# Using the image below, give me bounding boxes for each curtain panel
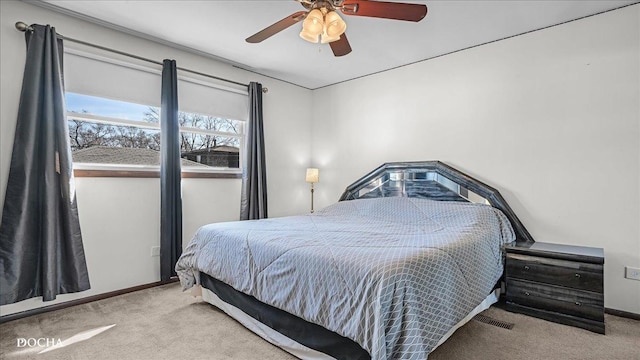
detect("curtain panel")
[160,59,182,281]
[0,24,90,305]
[240,82,268,220]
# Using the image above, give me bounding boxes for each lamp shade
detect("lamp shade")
[305,168,319,183]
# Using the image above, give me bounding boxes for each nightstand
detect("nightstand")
[503,241,605,334]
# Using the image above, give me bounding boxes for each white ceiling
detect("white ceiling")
[38,0,637,89]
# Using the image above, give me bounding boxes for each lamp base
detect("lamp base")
[310,185,315,213]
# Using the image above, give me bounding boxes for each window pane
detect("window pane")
[67,92,159,123]
[178,111,241,135]
[180,133,240,169]
[66,92,243,172]
[70,120,161,166]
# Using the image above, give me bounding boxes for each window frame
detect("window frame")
[63,47,247,179]
[67,98,245,178]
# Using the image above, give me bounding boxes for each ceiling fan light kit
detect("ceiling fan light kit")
[300,9,346,44]
[247,0,428,57]
[301,8,343,43]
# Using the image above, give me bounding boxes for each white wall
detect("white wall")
[311,5,640,313]
[1,0,637,317]
[0,0,312,316]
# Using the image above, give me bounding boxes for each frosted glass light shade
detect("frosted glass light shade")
[300,29,319,43]
[303,9,324,35]
[306,168,319,183]
[324,11,346,38]
[300,9,346,44]
[300,9,324,43]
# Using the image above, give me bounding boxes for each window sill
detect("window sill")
[73,169,242,179]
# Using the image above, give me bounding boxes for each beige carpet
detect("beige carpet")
[0,283,638,360]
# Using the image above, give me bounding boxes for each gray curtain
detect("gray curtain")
[240,82,268,220]
[160,59,182,281]
[0,24,90,305]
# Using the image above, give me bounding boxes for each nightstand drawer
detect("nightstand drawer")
[506,278,604,322]
[506,253,603,293]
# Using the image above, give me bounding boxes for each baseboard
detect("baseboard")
[0,278,179,324]
[3,282,635,324]
[605,308,640,321]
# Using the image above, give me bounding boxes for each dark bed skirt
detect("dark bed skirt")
[199,272,371,360]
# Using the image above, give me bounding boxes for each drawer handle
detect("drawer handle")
[575,273,581,278]
[523,265,530,271]
[524,291,530,296]
[575,301,582,306]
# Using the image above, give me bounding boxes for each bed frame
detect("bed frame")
[339,161,534,244]
[198,161,534,360]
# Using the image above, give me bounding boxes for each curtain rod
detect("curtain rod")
[14,21,268,93]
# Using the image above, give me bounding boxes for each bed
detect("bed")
[176,161,534,360]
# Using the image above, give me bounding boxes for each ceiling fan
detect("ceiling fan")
[246,0,428,57]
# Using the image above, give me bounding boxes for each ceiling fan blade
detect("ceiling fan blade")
[329,34,352,57]
[246,11,307,43]
[341,0,427,22]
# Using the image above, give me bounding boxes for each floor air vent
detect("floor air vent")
[473,314,514,330]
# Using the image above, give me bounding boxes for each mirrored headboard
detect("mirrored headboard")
[339,161,534,243]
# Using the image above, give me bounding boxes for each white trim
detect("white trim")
[179,125,243,138]
[68,113,160,130]
[71,163,241,174]
[72,163,159,171]
[181,167,242,175]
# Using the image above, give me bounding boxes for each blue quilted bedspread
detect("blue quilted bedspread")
[176,197,515,359]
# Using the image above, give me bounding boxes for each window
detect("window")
[63,47,248,177]
[67,93,243,173]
